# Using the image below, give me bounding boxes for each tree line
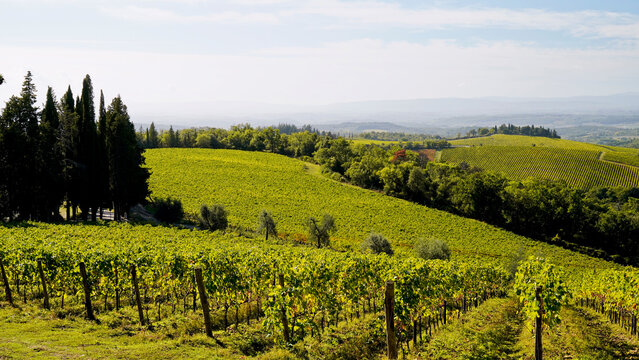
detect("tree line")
[0,72,149,222]
[463,123,560,138]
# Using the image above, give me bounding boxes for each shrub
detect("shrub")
[199,204,228,231]
[150,197,184,223]
[362,232,393,256]
[415,238,451,260]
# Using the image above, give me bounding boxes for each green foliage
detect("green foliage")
[145,148,620,274]
[199,204,228,231]
[513,256,571,330]
[415,238,451,261]
[257,209,277,241]
[307,214,336,248]
[362,232,393,255]
[105,95,150,220]
[151,196,184,223]
[0,222,510,347]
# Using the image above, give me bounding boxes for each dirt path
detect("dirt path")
[598,151,639,170]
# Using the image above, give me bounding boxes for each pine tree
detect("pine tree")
[105,96,150,220]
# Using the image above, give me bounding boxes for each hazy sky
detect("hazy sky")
[1,0,639,116]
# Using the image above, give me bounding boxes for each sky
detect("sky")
[1,0,639,118]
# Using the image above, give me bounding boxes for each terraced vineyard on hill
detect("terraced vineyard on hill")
[442,135,639,188]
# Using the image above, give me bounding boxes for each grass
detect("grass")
[0,302,240,359]
[420,297,524,360]
[517,306,639,360]
[145,148,618,276]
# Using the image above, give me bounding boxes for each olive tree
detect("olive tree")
[307,214,336,248]
[199,204,228,231]
[362,232,394,255]
[415,238,450,260]
[257,210,277,241]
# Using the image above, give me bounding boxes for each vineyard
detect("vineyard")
[1,147,637,358]
[0,222,509,358]
[440,145,639,188]
[145,148,616,273]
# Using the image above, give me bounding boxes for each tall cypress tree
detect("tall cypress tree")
[95,90,109,219]
[77,75,99,220]
[148,122,159,148]
[105,96,150,220]
[39,87,64,219]
[59,86,79,220]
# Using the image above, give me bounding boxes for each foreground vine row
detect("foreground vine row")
[0,222,509,345]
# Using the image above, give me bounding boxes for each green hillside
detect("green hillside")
[145,148,614,274]
[442,135,639,188]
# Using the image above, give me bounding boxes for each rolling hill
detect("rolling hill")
[145,148,615,275]
[441,134,639,188]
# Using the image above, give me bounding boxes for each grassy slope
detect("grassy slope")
[145,148,615,275]
[0,302,296,360]
[443,135,639,188]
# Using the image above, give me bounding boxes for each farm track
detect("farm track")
[600,152,639,170]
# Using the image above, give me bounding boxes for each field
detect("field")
[144,148,614,275]
[0,147,635,359]
[443,134,639,188]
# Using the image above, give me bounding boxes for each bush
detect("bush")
[415,238,451,260]
[362,232,393,256]
[150,197,184,223]
[199,204,228,231]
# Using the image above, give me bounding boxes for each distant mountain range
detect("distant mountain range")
[134,93,639,134]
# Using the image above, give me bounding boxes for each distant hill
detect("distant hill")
[442,134,639,188]
[134,94,639,131]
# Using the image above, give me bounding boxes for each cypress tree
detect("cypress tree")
[148,122,159,148]
[0,72,40,220]
[59,86,79,220]
[77,75,100,220]
[39,87,64,220]
[95,90,110,219]
[105,96,150,220]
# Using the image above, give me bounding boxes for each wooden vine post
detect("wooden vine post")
[278,274,290,343]
[443,300,447,325]
[36,260,50,310]
[384,280,398,360]
[78,262,95,321]
[0,258,12,306]
[535,286,543,360]
[131,265,145,325]
[194,266,213,337]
